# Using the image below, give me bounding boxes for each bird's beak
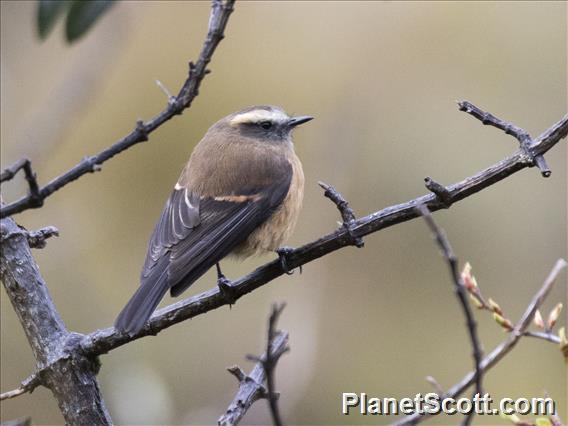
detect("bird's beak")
[288,115,314,128]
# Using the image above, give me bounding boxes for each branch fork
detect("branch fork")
[458,100,552,177]
[218,305,289,426]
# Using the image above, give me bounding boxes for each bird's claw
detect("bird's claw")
[276,246,302,275]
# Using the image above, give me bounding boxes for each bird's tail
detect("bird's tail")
[114,271,170,336]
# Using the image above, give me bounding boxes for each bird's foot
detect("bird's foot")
[217,274,238,305]
[276,246,302,275]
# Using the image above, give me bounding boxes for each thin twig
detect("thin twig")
[425,376,444,396]
[458,100,558,177]
[25,226,59,249]
[0,373,41,401]
[417,204,483,426]
[0,0,235,219]
[0,417,32,426]
[1,225,59,249]
[218,307,289,426]
[0,1,237,424]
[318,181,364,247]
[260,303,288,426]
[523,330,561,344]
[458,100,532,145]
[80,104,567,356]
[0,158,42,207]
[393,258,567,425]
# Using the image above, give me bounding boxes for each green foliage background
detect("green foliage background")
[1,1,566,425]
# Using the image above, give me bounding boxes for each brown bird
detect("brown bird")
[115,106,312,335]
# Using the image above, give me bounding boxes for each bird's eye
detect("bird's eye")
[259,121,272,130]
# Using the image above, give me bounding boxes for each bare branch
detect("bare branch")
[417,204,483,426]
[0,158,42,208]
[523,330,561,344]
[0,0,235,219]
[261,303,288,426]
[393,258,567,425]
[318,181,364,247]
[0,1,237,423]
[218,309,289,426]
[25,226,59,249]
[458,100,532,145]
[0,373,41,401]
[425,376,444,395]
[80,103,567,356]
[1,217,113,424]
[1,224,59,249]
[0,417,32,426]
[457,100,564,177]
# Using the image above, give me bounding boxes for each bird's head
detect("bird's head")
[214,105,313,143]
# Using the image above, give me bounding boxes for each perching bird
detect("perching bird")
[115,105,312,335]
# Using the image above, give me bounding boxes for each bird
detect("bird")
[115,105,312,335]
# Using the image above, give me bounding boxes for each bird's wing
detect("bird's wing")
[142,185,201,277]
[115,162,292,335]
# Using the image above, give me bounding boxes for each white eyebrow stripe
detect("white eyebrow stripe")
[230,109,288,125]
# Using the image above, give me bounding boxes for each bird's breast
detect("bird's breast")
[233,152,304,258]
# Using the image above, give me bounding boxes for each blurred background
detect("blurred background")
[1,1,566,425]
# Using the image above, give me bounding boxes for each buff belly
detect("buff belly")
[232,154,304,258]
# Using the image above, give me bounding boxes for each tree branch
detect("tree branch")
[1,224,59,249]
[80,103,567,356]
[0,2,236,424]
[218,306,289,426]
[458,100,564,177]
[417,205,483,426]
[524,330,561,344]
[0,217,113,424]
[0,373,41,401]
[318,181,364,248]
[250,303,289,426]
[0,0,235,219]
[24,226,59,249]
[0,159,41,208]
[393,258,567,426]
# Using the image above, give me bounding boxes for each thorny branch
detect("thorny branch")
[0,0,235,219]
[417,205,483,426]
[393,258,567,426]
[219,305,289,426]
[79,103,567,356]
